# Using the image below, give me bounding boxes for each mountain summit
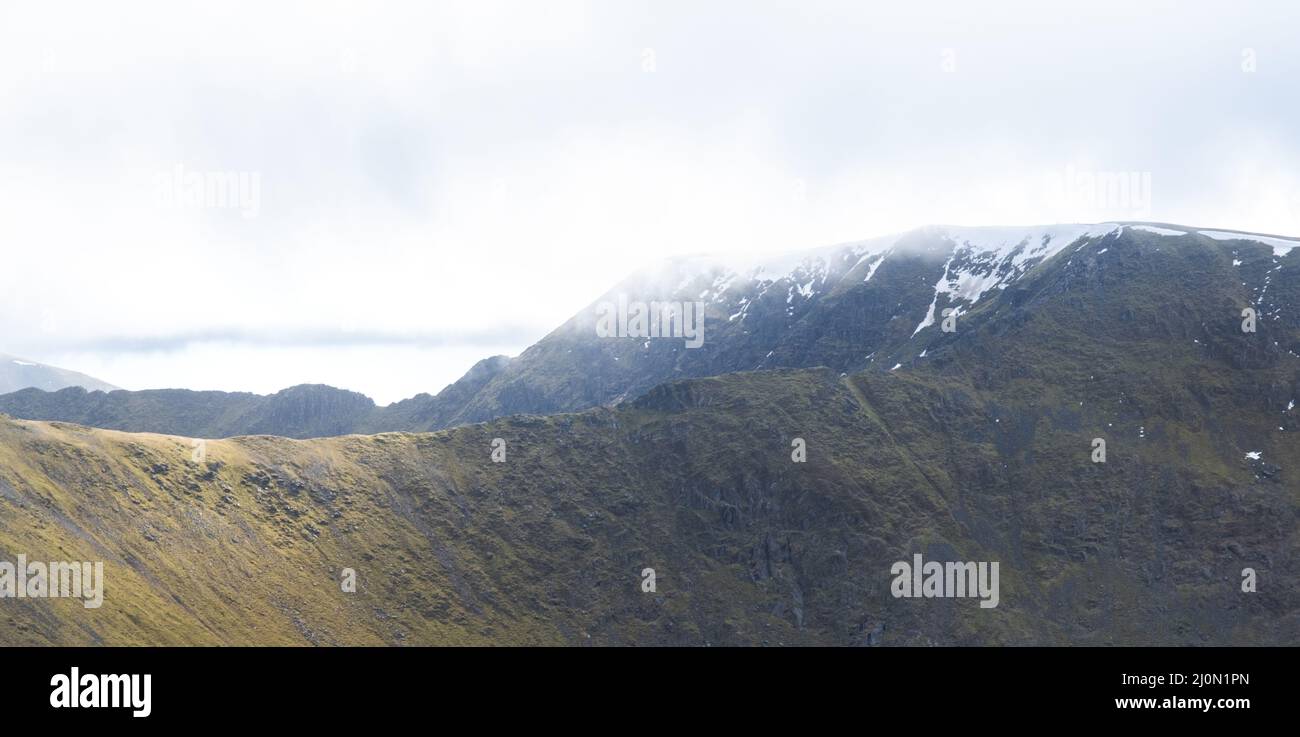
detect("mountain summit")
[412,222,1300,425]
[0,353,119,395]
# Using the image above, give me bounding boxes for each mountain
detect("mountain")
[0,221,1297,645]
[0,353,118,395]
[0,359,512,440]
[436,222,1300,423]
[0,384,376,440]
[7,223,1296,440]
[368,355,512,432]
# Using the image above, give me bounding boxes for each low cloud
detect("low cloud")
[34,326,544,355]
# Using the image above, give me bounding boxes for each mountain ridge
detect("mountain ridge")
[2,222,1297,438]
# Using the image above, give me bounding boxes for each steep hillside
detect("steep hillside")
[1,352,1295,645]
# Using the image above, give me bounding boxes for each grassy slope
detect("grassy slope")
[1,363,1294,645]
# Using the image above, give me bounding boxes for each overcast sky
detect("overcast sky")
[2,0,1298,403]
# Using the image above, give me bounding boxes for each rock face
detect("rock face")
[250,385,378,438]
[0,222,1297,645]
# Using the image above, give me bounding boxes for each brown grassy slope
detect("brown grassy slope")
[0,365,1295,645]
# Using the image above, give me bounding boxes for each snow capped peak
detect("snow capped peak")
[643,232,900,305]
[931,223,1121,264]
[659,223,1123,301]
[1197,229,1298,257]
[632,222,1294,335]
[0,353,120,394]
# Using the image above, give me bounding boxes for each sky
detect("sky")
[1,0,1299,404]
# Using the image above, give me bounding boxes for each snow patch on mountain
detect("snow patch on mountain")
[942,223,1121,268]
[1131,225,1187,236]
[910,223,1121,336]
[1199,230,1299,257]
[660,233,901,307]
[735,234,898,284]
[861,251,889,282]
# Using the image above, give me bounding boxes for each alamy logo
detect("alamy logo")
[0,555,103,609]
[1043,165,1152,219]
[595,295,705,348]
[153,164,261,218]
[890,554,999,609]
[50,667,151,718]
